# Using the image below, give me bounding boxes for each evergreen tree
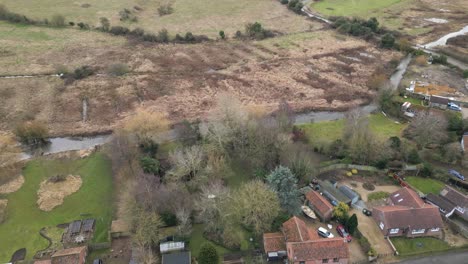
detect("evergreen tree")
[266,166,301,215]
[198,243,219,264]
[346,213,358,234]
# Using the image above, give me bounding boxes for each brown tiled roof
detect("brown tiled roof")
[263,232,286,252]
[305,190,333,216]
[51,246,86,264]
[34,260,52,264]
[374,205,443,229]
[463,134,468,151]
[440,186,468,207]
[426,193,456,213]
[288,238,349,261]
[430,96,449,104]
[388,187,425,208]
[282,216,318,242]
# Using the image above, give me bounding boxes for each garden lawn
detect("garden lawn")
[189,224,232,261]
[300,113,406,147]
[405,176,445,194]
[0,153,113,261]
[392,237,451,256]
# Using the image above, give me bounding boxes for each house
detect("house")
[439,186,468,220]
[318,180,351,206]
[50,246,87,264]
[461,133,468,153]
[305,190,334,221]
[429,95,449,109]
[338,185,359,205]
[426,193,456,215]
[162,251,191,264]
[372,187,443,238]
[263,216,349,263]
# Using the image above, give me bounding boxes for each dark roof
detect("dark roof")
[263,232,286,253]
[162,252,191,264]
[287,239,349,261]
[51,246,87,264]
[440,186,468,207]
[426,193,456,213]
[430,96,449,104]
[69,220,82,234]
[388,187,425,208]
[373,205,443,229]
[282,216,318,242]
[338,185,359,200]
[82,219,95,232]
[318,180,351,204]
[305,190,333,216]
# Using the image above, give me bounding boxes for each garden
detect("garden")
[0,153,113,261]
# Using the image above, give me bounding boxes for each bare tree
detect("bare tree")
[195,181,230,231]
[275,99,295,131]
[168,145,207,183]
[176,207,192,237]
[405,111,448,148]
[121,108,170,142]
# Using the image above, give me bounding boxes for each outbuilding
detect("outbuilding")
[338,185,360,205]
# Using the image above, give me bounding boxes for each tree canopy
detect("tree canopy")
[266,166,301,215]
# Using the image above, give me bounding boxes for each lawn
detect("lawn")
[392,237,451,256]
[405,176,445,194]
[300,113,406,147]
[189,224,232,261]
[2,0,311,37]
[0,153,113,261]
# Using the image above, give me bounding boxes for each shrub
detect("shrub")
[130,27,145,37]
[140,156,160,175]
[463,70,468,79]
[280,0,289,4]
[288,0,303,14]
[72,65,94,79]
[160,212,178,226]
[219,30,225,39]
[198,243,219,264]
[245,22,273,40]
[14,121,49,145]
[69,22,75,26]
[381,33,395,49]
[234,30,243,39]
[158,4,174,16]
[107,63,129,76]
[158,29,170,43]
[420,162,433,177]
[362,182,375,191]
[119,8,137,22]
[368,191,390,201]
[408,149,421,164]
[143,33,158,42]
[185,32,195,42]
[415,55,427,66]
[77,22,90,30]
[50,14,66,27]
[139,139,159,156]
[48,174,66,183]
[99,17,110,31]
[432,55,447,65]
[109,26,130,35]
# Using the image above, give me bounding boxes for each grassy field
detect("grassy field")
[2,0,312,37]
[300,113,406,147]
[392,237,451,256]
[311,0,406,17]
[0,153,113,261]
[405,176,445,194]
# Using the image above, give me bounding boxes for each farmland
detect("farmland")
[0,154,113,261]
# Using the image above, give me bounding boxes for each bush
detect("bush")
[140,156,160,175]
[288,0,303,14]
[420,162,433,177]
[139,139,159,156]
[77,22,90,30]
[109,26,130,35]
[234,30,243,39]
[362,182,375,191]
[368,191,390,201]
[381,33,395,49]
[185,32,195,42]
[160,212,178,226]
[463,70,468,79]
[198,243,219,264]
[280,0,289,4]
[72,65,94,79]
[432,55,447,65]
[99,17,110,31]
[158,4,174,16]
[119,8,138,22]
[15,121,49,145]
[158,29,170,43]
[50,14,66,27]
[48,174,66,183]
[107,63,129,76]
[408,149,421,164]
[219,30,225,39]
[245,22,273,40]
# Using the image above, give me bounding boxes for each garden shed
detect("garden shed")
[318,180,351,205]
[338,185,360,204]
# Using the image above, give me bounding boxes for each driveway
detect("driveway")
[342,181,400,202]
[396,251,468,264]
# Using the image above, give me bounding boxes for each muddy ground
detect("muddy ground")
[0,30,398,136]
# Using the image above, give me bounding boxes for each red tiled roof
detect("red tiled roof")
[374,205,443,230]
[263,232,286,252]
[34,260,52,264]
[51,246,86,264]
[282,216,318,242]
[388,187,425,208]
[305,190,333,216]
[287,238,349,261]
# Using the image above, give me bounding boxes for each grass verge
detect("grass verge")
[405,176,445,194]
[0,153,113,261]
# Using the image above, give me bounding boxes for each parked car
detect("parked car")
[362,208,372,216]
[448,169,465,181]
[317,227,334,238]
[336,225,352,242]
[93,260,103,264]
[447,102,461,111]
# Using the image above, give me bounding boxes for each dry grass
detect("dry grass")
[2,0,314,37]
[36,174,82,211]
[0,199,7,223]
[0,175,24,194]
